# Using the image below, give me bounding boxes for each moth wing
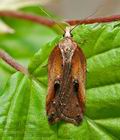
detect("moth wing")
[46,46,63,112]
[71,46,86,112]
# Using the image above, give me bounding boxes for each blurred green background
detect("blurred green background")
[0,1,59,92]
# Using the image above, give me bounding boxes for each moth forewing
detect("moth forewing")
[71,46,86,113]
[46,28,86,125]
[46,46,63,123]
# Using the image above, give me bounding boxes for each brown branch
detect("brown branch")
[66,15,120,25]
[0,50,28,75]
[1,11,120,28]
[0,10,55,27]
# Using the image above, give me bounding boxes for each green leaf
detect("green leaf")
[27,21,120,139]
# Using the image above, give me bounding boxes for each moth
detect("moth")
[46,27,86,125]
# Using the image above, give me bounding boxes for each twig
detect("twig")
[66,15,120,25]
[0,10,55,27]
[0,50,28,75]
[1,11,120,28]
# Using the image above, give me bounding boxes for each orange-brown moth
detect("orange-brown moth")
[46,27,86,125]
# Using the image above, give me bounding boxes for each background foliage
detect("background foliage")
[0,2,120,140]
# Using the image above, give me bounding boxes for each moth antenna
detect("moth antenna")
[40,7,65,33]
[70,24,79,33]
[70,3,104,33]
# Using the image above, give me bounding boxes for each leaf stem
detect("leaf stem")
[66,15,120,25]
[0,50,28,75]
[0,10,55,27]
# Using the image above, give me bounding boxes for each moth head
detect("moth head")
[63,26,73,38]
